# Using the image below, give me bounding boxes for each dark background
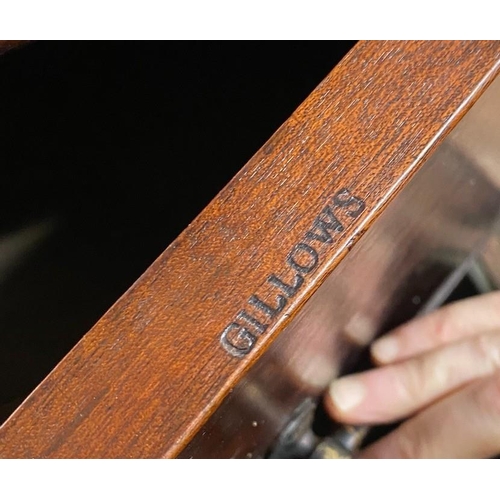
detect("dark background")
[0,41,355,420]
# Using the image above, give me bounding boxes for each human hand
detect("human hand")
[324,291,500,458]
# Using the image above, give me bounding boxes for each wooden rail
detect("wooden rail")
[1,41,500,458]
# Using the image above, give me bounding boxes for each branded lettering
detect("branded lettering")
[220,188,366,357]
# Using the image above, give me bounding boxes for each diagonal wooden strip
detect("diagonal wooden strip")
[0,41,30,56]
[1,41,499,458]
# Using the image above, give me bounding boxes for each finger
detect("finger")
[358,371,500,458]
[371,291,500,365]
[325,331,500,425]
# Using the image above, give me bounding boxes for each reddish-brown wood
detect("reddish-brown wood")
[1,41,500,458]
[0,40,29,55]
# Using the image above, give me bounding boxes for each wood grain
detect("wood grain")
[1,41,499,458]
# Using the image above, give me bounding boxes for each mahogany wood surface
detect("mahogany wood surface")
[1,41,500,458]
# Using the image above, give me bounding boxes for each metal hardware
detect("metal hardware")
[267,251,498,458]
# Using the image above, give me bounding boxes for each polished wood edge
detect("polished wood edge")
[0,41,30,56]
[1,41,499,458]
[170,41,500,458]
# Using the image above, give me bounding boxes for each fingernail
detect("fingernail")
[329,377,366,413]
[371,336,399,363]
